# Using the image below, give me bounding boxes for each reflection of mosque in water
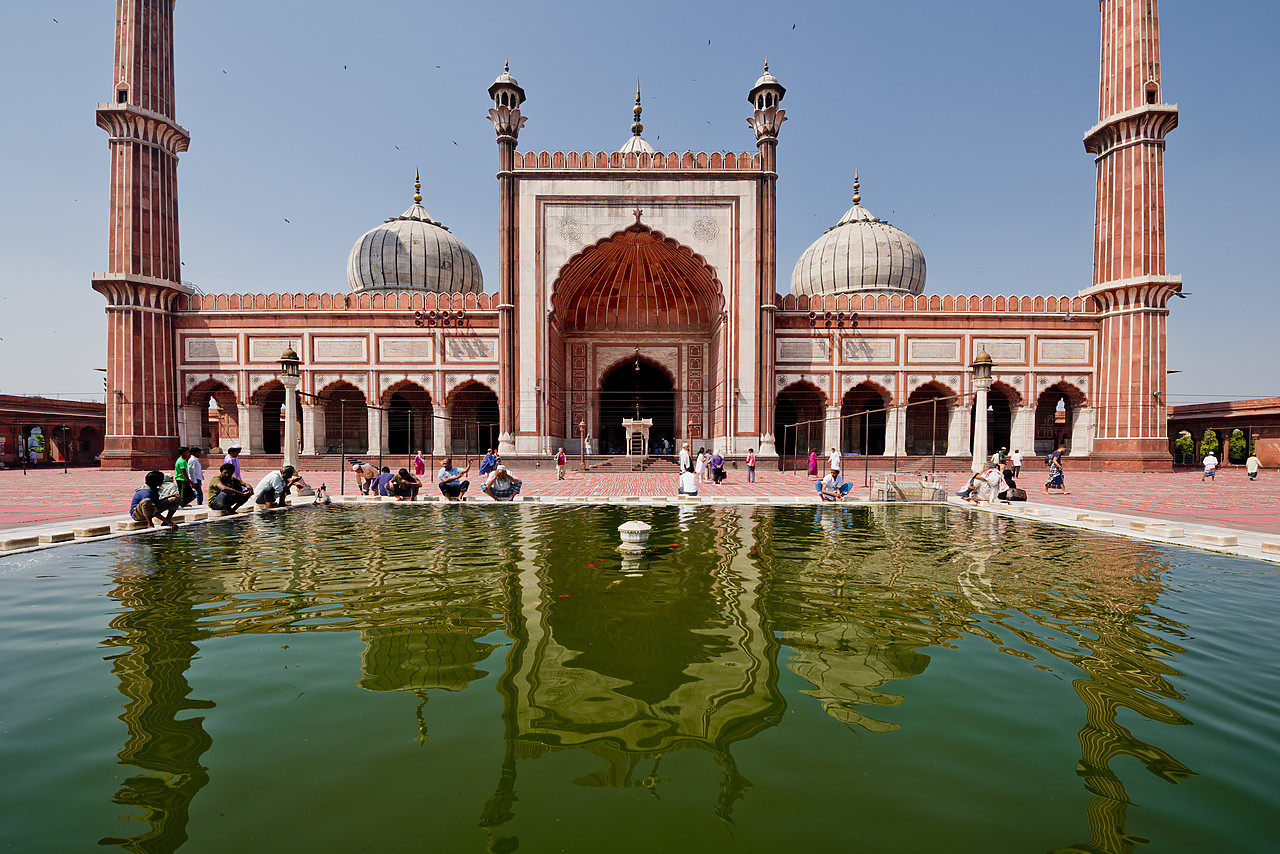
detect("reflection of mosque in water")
[101,505,1194,852]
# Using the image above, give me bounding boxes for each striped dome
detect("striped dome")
[346,196,483,294]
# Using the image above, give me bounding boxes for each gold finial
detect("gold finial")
[413,168,422,204]
[851,170,861,205]
[631,80,644,136]
[504,59,510,73]
[763,59,769,72]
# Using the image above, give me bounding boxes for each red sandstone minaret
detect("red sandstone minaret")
[488,63,526,457]
[747,63,786,457]
[1084,0,1181,469]
[92,0,190,469]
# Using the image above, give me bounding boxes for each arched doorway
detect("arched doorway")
[187,380,238,451]
[775,382,825,457]
[550,222,724,449]
[322,381,368,454]
[383,382,433,455]
[841,383,888,456]
[450,381,499,454]
[1035,383,1083,454]
[905,383,952,455]
[255,381,302,456]
[598,358,675,455]
[970,383,1015,457]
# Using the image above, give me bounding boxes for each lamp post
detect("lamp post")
[279,346,301,471]
[579,417,587,472]
[971,348,994,473]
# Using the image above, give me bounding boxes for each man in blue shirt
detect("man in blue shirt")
[129,470,179,528]
[372,466,395,496]
[438,457,471,501]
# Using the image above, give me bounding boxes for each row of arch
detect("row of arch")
[775,379,1087,457]
[184,378,499,456]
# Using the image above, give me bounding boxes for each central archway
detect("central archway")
[598,359,675,455]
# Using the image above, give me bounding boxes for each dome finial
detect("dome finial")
[763,59,769,72]
[851,170,861,205]
[413,168,422,204]
[630,79,644,136]
[504,58,509,73]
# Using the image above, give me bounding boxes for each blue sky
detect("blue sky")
[1,0,1275,404]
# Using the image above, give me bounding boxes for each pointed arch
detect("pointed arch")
[774,380,827,457]
[841,381,890,456]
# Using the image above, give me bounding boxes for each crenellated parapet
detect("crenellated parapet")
[515,150,760,171]
[175,291,498,313]
[775,292,1097,316]
[95,103,190,156]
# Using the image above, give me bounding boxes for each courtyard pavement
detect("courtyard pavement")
[1,461,1277,537]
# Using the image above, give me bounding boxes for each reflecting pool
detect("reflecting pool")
[2,504,1279,853]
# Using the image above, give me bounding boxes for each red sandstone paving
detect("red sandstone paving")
[1,463,1278,537]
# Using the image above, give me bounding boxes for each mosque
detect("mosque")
[93,0,1181,471]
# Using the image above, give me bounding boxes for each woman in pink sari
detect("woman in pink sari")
[807,449,819,477]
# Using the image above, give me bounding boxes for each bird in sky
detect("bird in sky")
[52,17,58,23]
[284,219,291,223]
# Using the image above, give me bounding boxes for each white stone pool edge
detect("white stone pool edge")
[1,493,1277,566]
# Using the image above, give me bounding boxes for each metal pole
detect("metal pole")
[340,399,346,495]
[931,398,937,474]
[580,418,586,472]
[864,410,870,489]
[62,426,69,474]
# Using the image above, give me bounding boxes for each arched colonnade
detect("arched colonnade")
[774,379,1091,459]
[179,378,500,456]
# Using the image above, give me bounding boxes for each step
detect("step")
[74,525,113,538]
[38,531,75,545]
[1,535,39,551]
[1193,532,1238,547]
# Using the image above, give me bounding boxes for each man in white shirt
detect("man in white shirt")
[253,465,300,508]
[1202,453,1219,482]
[677,468,699,496]
[188,448,205,504]
[223,444,242,479]
[819,468,852,501]
[679,441,692,474]
[828,448,842,473]
[1009,449,1023,476]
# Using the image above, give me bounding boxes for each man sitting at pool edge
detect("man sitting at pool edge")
[129,470,179,528]
[482,465,522,501]
[438,457,470,501]
[207,462,253,515]
[817,467,853,502]
[253,465,302,509]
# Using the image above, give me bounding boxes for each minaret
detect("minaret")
[747,63,786,457]
[487,63,526,457]
[92,0,191,469]
[1083,0,1180,469]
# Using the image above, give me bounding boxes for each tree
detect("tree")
[1174,432,1195,463]
[1228,429,1247,464]
[1199,429,1219,458]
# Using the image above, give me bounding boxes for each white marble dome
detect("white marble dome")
[790,189,926,297]
[347,186,483,294]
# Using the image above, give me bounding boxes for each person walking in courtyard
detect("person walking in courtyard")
[351,460,378,495]
[174,447,195,507]
[412,450,427,477]
[482,465,522,501]
[828,447,842,474]
[252,465,301,508]
[223,444,242,479]
[390,467,422,501]
[188,448,205,504]
[991,447,1008,471]
[556,447,567,480]
[695,448,709,483]
[1009,448,1023,477]
[1202,451,1219,482]
[129,470,179,528]
[438,456,470,501]
[1247,452,1261,481]
[710,450,725,484]
[1044,445,1068,494]
[679,441,692,473]
[207,462,252,515]
[746,447,757,483]
[807,449,819,478]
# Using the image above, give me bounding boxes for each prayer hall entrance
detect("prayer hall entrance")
[550,221,725,453]
[597,358,676,455]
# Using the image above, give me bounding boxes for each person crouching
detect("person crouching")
[438,457,470,501]
[390,468,421,501]
[253,465,301,509]
[207,462,253,515]
[482,465,522,501]
[129,470,179,528]
[677,466,699,497]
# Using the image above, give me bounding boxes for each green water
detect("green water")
[2,504,1278,853]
